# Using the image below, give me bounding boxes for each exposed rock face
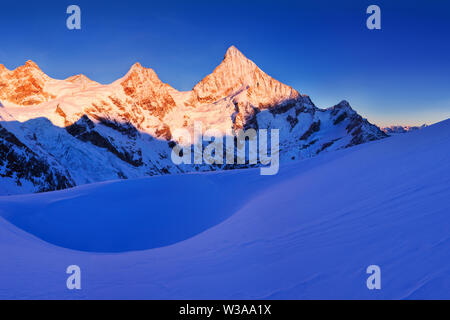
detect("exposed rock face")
[66,116,143,167]
[330,100,388,147]
[0,124,74,193]
[190,46,301,130]
[120,63,176,119]
[0,61,54,105]
[0,46,388,195]
[193,46,299,106]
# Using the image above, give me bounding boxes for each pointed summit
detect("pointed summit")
[12,60,49,82]
[117,61,166,92]
[224,45,247,60]
[123,62,160,83]
[24,60,40,69]
[130,62,144,71]
[17,60,47,77]
[119,62,176,118]
[221,45,255,70]
[0,59,54,106]
[192,46,299,106]
[332,100,356,113]
[226,45,239,53]
[336,100,351,108]
[218,45,257,74]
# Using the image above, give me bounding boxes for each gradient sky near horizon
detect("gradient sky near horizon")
[0,0,449,126]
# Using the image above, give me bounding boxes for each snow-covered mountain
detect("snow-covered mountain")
[0,119,448,299]
[381,124,428,134]
[0,46,386,195]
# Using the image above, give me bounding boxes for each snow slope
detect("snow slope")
[0,119,448,299]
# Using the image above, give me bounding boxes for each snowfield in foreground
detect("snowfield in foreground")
[0,119,449,299]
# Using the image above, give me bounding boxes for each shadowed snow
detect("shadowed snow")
[0,119,449,299]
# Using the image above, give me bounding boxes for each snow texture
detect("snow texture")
[0,119,448,299]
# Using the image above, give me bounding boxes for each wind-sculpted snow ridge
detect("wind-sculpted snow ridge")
[0,119,448,299]
[0,46,387,195]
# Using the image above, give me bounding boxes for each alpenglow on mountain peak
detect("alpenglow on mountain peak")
[191,45,300,106]
[0,46,387,194]
[224,45,248,60]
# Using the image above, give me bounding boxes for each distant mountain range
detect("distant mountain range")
[381,124,428,134]
[0,46,387,195]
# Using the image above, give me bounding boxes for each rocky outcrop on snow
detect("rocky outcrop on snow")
[0,46,387,194]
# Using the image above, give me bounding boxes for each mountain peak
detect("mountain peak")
[25,60,40,69]
[0,61,41,74]
[130,62,144,70]
[65,74,98,87]
[330,100,357,115]
[0,60,53,105]
[226,45,239,52]
[116,62,164,89]
[119,62,176,118]
[124,62,159,81]
[224,45,246,60]
[222,45,253,68]
[12,60,49,81]
[337,100,351,108]
[192,46,299,106]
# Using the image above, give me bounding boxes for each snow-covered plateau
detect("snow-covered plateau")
[0,118,448,299]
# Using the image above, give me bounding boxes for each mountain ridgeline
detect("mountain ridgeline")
[0,46,387,195]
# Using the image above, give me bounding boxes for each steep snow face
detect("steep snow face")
[0,46,387,195]
[0,119,448,299]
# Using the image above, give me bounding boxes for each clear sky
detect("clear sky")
[0,0,449,126]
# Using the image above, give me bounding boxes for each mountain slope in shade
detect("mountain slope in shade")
[0,119,448,299]
[0,46,387,195]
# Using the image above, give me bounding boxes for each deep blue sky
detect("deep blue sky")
[0,0,449,126]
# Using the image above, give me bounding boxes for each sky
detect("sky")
[0,0,449,126]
